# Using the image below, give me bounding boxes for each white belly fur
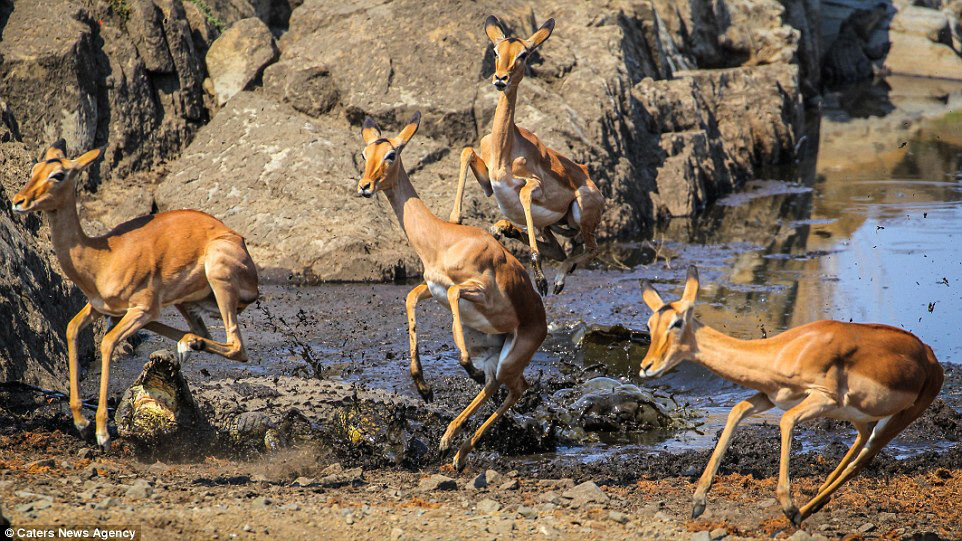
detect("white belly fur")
[427,281,499,334]
[491,179,566,227]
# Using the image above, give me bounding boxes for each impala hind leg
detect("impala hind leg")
[553,185,603,295]
[177,241,258,362]
[490,220,566,261]
[450,146,491,223]
[406,283,434,402]
[799,393,937,521]
[452,328,541,470]
[692,393,774,519]
[66,304,103,434]
[776,393,837,525]
[95,307,155,449]
[176,303,211,339]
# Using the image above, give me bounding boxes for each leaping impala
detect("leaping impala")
[356,113,547,470]
[449,15,605,296]
[11,141,259,449]
[638,267,943,525]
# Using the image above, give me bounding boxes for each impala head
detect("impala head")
[638,266,701,379]
[484,15,554,92]
[356,112,421,197]
[11,140,101,213]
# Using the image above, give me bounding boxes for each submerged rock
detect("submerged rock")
[115,350,207,451]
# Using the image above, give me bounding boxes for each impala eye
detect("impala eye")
[385,151,396,162]
[517,50,528,61]
[670,318,683,330]
[50,172,65,182]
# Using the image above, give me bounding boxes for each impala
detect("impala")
[449,15,605,296]
[357,113,547,470]
[639,267,943,524]
[11,141,259,449]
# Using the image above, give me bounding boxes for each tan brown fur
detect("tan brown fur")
[450,15,605,296]
[638,266,943,524]
[12,141,259,449]
[357,113,547,470]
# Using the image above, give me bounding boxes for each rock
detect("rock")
[318,463,364,487]
[499,479,520,491]
[206,17,279,106]
[477,498,501,513]
[857,523,876,534]
[691,532,711,541]
[885,6,962,80]
[417,474,456,492]
[25,458,56,470]
[878,511,897,521]
[82,463,109,479]
[787,531,814,541]
[93,497,118,510]
[390,527,404,541]
[77,448,94,459]
[608,510,629,524]
[538,491,560,505]
[263,61,339,117]
[538,524,558,538]
[114,350,208,453]
[562,481,609,508]
[251,496,272,508]
[494,519,515,535]
[516,505,538,519]
[291,477,317,487]
[124,479,153,499]
[466,471,487,490]
[484,469,504,486]
[757,497,778,508]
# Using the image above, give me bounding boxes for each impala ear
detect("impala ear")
[394,112,420,147]
[525,18,554,50]
[641,280,664,311]
[361,116,381,145]
[484,15,506,44]
[72,148,102,170]
[681,265,700,305]
[43,139,67,161]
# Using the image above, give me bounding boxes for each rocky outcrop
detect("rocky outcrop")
[0,0,210,184]
[151,0,804,281]
[206,17,279,106]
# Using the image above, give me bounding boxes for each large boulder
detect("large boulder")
[206,17,279,106]
[884,5,962,80]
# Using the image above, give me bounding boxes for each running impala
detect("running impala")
[449,15,605,296]
[11,141,259,449]
[356,113,547,470]
[639,267,943,524]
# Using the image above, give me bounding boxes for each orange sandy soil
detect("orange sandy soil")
[1,430,960,540]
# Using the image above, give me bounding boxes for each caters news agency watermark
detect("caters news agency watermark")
[4,527,139,540]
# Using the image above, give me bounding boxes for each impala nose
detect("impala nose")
[11,195,26,212]
[357,181,373,197]
[493,76,508,90]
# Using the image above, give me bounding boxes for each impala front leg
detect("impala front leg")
[406,283,434,402]
[449,147,491,223]
[95,306,154,449]
[65,304,103,434]
[447,283,487,385]
[518,177,547,296]
[776,393,836,525]
[692,393,774,518]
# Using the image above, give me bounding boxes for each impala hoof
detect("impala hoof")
[783,505,802,527]
[74,416,90,434]
[417,385,434,404]
[552,279,566,295]
[452,451,467,472]
[96,431,111,451]
[439,435,452,453]
[691,501,706,520]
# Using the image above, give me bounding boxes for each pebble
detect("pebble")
[516,505,537,519]
[691,531,711,541]
[857,523,876,534]
[77,448,94,459]
[279,503,300,511]
[485,469,504,485]
[477,498,501,513]
[499,479,520,491]
[344,513,354,525]
[538,524,557,538]
[466,471,487,490]
[252,496,272,508]
[878,511,897,521]
[390,527,404,541]
[654,511,671,521]
[291,476,316,487]
[494,519,515,535]
[787,531,813,541]
[242,524,253,532]
[561,481,609,508]
[26,458,56,469]
[94,497,118,510]
[757,498,778,508]
[709,528,728,539]
[608,510,629,524]
[125,479,153,499]
[538,491,560,505]
[537,503,557,513]
[418,474,457,492]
